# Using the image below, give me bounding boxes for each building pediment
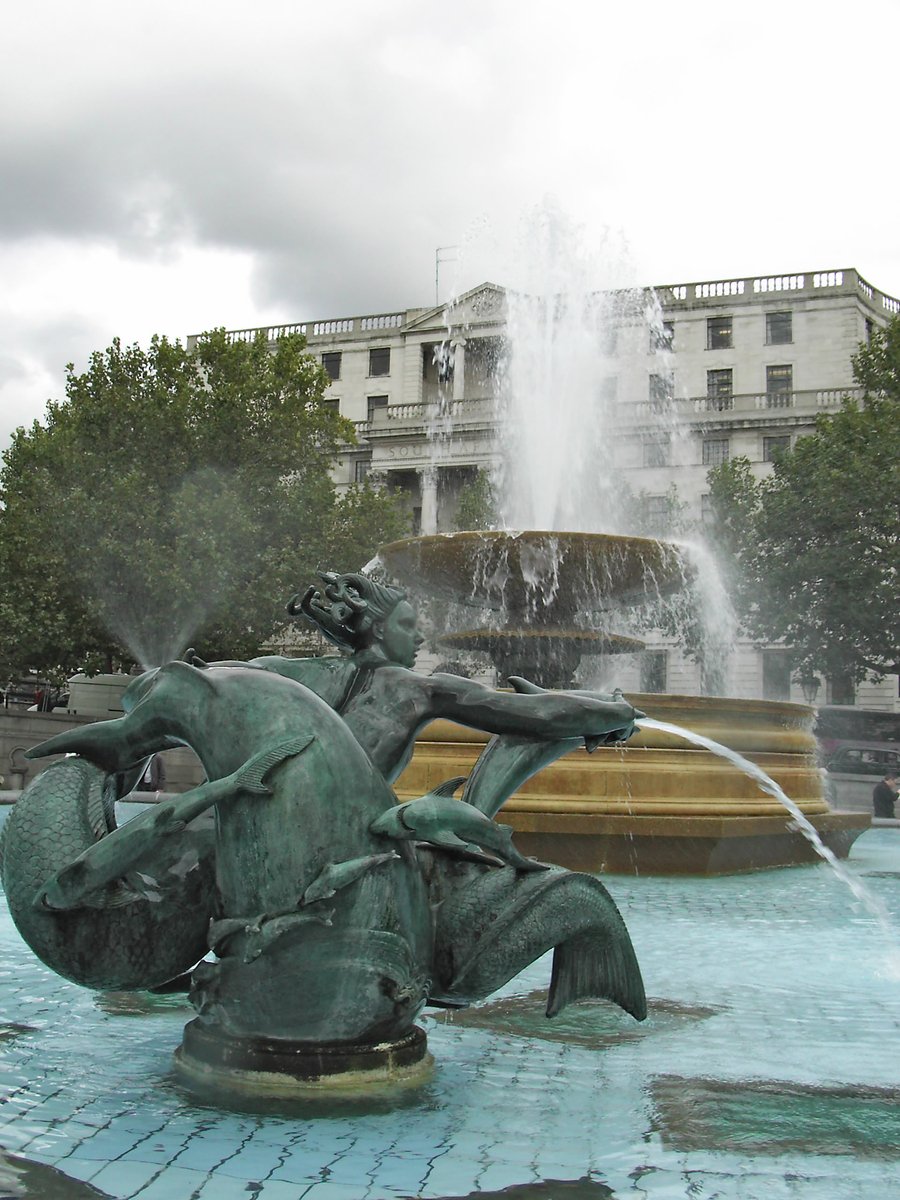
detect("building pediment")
[404,283,507,335]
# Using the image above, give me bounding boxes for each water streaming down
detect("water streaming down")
[638,716,896,932]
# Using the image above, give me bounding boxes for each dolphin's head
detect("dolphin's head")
[369,806,409,839]
[585,698,646,751]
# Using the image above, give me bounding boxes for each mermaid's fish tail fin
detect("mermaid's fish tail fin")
[426,860,646,1022]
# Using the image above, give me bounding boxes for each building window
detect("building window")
[321,351,342,381]
[643,494,670,526]
[354,459,370,484]
[368,347,391,377]
[765,311,792,345]
[465,336,502,392]
[322,398,340,415]
[827,673,856,706]
[763,435,791,462]
[650,321,674,352]
[865,318,874,345]
[702,438,729,467]
[367,395,388,422]
[762,650,792,701]
[766,364,793,407]
[643,435,670,468]
[640,650,667,693]
[700,493,715,524]
[648,372,674,407]
[706,317,733,350]
[706,368,733,410]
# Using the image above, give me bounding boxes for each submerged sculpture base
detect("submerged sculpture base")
[175,1020,433,1098]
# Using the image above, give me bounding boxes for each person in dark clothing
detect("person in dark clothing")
[136,754,166,793]
[872,773,898,818]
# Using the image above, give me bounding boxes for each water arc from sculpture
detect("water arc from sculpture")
[637,717,894,932]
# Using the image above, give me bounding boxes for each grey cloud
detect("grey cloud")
[0,8,520,322]
[0,312,110,446]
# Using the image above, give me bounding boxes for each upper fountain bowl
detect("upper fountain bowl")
[379,530,689,618]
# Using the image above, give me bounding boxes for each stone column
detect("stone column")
[418,467,439,535]
[451,338,466,402]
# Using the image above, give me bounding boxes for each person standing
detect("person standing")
[136,754,166,793]
[872,773,898,819]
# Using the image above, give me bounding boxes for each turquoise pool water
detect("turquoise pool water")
[1,816,898,1199]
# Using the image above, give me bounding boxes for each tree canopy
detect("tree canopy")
[706,318,900,689]
[0,330,406,679]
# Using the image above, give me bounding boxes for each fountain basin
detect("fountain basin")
[380,530,687,614]
[2,811,897,1199]
[394,693,869,875]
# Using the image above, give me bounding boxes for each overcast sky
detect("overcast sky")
[3,0,899,451]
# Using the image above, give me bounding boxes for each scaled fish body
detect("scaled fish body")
[370,780,547,873]
[0,758,214,990]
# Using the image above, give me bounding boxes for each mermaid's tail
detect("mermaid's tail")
[1,758,215,990]
[423,853,646,1021]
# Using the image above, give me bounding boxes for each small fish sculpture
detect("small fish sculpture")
[300,852,400,906]
[370,779,548,873]
[209,908,334,963]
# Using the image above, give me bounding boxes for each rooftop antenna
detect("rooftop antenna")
[435,246,459,307]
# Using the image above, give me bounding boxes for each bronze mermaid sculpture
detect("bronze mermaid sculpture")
[2,570,647,1065]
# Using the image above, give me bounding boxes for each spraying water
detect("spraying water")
[638,716,896,937]
[443,203,739,692]
[491,206,654,534]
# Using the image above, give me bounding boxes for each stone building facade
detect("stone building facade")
[190,267,898,711]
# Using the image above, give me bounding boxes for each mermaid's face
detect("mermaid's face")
[379,601,425,668]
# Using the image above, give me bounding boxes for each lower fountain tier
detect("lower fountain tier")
[439,627,644,688]
[393,693,870,875]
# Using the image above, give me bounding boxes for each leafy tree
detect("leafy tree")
[0,330,406,678]
[706,318,900,688]
[454,468,498,531]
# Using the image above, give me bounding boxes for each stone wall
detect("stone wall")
[0,708,204,793]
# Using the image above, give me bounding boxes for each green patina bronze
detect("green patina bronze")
[2,569,647,1084]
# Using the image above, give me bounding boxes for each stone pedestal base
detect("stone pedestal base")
[502,810,871,875]
[174,1020,433,1097]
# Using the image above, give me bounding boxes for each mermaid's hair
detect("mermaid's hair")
[287,571,407,652]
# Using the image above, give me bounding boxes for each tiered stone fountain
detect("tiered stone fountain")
[380,529,869,875]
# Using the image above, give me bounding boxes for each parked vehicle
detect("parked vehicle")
[816,707,900,814]
[814,706,900,764]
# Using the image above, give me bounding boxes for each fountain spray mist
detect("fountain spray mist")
[491,204,654,534]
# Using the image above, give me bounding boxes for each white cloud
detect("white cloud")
[2,0,900,451]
